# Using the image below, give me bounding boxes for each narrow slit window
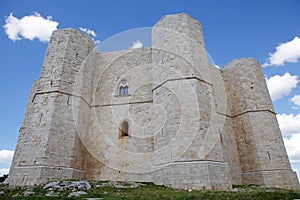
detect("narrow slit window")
[120,121,129,137]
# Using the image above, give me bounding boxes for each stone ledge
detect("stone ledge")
[153,161,232,190]
[242,169,300,190]
[7,166,85,187]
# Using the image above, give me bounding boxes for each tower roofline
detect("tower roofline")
[154,13,201,27]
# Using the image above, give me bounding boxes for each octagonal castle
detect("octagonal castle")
[7,13,299,190]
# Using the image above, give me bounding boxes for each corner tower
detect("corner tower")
[8,29,96,186]
[222,58,299,190]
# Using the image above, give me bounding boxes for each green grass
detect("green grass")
[0,181,299,200]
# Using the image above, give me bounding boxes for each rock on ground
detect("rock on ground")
[43,181,61,190]
[68,191,87,197]
[96,181,143,188]
[45,190,60,196]
[43,180,91,191]
[23,191,35,196]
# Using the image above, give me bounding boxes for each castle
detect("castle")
[7,13,299,190]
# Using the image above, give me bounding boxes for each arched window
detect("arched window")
[120,121,129,137]
[119,85,128,95]
[119,80,128,95]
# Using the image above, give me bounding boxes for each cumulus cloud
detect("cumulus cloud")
[278,113,300,175]
[290,95,300,109]
[263,36,300,67]
[266,73,299,100]
[0,150,14,164]
[79,27,100,45]
[0,168,9,176]
[284,134,300,164]
[93,39,100,45]
[130,40,143,49]
[277,113,300,135]
[293,166,300,181]
[3,12,59,42]
[79,27,96,37]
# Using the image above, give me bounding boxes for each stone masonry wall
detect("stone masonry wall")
[8,29,96,186]
[8,81,38,186]
[152,13,232,190]
[222,58,299,189]
[84,48,154,182]
[209,66,242,185]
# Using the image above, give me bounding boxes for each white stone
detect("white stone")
[24,191,35,196]
[69,181,91,190]
[68,191,87,197]
[43,181,61,189]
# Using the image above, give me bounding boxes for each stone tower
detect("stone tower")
[152,14,231,189]
[8,29,96,186]
[7,13,299,190]
[222,59,299,188]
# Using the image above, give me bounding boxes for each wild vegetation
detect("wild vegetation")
[0,180,299,200]
[0,175,7,183]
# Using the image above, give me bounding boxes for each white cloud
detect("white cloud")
[130,40,143,49]
[79,27,100,45]
[290,94,300,109]
[292,165,300,182]
[263,36,300,67]
[278,113,300,178]
[0,150,14,164]
[0,168,9,176]
[3,12,59,42]
[277,113,300,135]
[279,113,300,176]
[214,64,220,69]
[79,27,97,37]
[284,134,300,164]
[93,39,100,45]
[266,73,299,100]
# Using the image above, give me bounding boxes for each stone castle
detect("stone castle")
[7,13,299,190]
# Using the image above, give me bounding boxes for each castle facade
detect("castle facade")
[7,13,299,190]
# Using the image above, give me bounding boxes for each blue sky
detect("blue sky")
[0,0,300,180]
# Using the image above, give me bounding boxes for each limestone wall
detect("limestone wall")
[8,29,96,186]
[84,48,155,182]
[8,81,37,186]
[152,13,231,190]
[152,13,211,84]
[209,66,242,185]
[222,58,299,189]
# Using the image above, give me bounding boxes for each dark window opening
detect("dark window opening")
[119,85,128,95]
[120,121,129,137]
